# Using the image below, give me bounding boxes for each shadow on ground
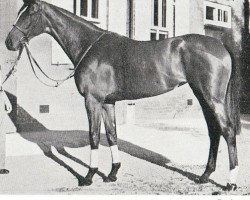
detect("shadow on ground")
[17,104,225,189]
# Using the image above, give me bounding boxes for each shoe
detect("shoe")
[0,169,9,174]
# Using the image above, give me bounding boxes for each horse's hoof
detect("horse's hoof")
[78,178,93,187]
[224,183,237,191]
[195,175,209,184]
[0,169,9,174]
[104,175,117,183]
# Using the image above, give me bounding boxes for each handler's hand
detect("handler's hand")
[5,102,12,113]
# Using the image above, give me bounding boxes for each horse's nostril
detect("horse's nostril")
[5,38,10,46]
[5,38,13,49]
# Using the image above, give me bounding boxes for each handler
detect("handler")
[0,65,12,174]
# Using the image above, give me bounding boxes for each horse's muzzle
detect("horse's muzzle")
[5,37,22,51]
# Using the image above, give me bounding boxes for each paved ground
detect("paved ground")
[0,116,250,195]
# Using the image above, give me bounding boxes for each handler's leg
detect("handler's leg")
[0,115,9,174]
[102,104,121,182]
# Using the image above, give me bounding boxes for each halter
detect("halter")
[13,4,44,45]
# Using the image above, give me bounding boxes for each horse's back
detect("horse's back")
[181,34,231,62]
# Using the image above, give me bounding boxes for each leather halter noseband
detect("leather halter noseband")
[13,5,44,44]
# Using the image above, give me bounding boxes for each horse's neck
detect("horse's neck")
[43,3,103,66]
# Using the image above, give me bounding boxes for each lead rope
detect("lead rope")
[2,47,23,84]
[24,32,106,87]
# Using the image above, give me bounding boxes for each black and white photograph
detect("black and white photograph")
[0,0,250,197]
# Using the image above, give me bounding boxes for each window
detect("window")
[204,1,231,28]
[151,0,168,40]
[153,0,159,26]
[162,0,166,28]
[217,9,228,22]
[151,32,157,41]
[91,0,99,18]
[206,6,215,20]
[150,30,168,41]
[80,0,88,16]
[78,0,100,23]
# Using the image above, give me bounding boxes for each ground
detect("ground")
[0,116,250,195]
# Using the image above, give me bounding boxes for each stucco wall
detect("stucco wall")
[175,0,190,36]
[5,0,246,131]
[15,0,128,131]
[133,0,151,40]
[108,0,128,36]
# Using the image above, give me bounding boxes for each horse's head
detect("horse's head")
[5,0,44,51]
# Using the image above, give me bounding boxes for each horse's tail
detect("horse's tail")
[226,52,241,135]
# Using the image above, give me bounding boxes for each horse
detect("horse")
[5,0,241,191]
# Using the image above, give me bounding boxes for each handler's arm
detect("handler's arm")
[2,90,12,114]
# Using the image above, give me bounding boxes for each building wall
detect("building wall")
[16,0,129,131]
[175,0,190,36]
[189,0,205,35]
[15,0,178,130]
[16,0,88,131]
[4,0,245,131]
[108,0,128,36]
[133,0,151,40]
[132,0,245,124]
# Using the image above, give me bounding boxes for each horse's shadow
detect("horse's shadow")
[18,129,225,189]
[17,105,225,189]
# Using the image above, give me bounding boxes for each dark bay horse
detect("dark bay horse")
[5,0,241,190]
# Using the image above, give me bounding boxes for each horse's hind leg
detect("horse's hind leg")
[191,88,222,183]
[190,85,239,190]
[223,127,239,191]
[102,104,121,182]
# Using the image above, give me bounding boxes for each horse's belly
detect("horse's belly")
[123,80,185,100]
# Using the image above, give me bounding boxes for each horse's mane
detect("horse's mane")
[43,1,102,31]
[18,4,29,16]
[17,0,103,32]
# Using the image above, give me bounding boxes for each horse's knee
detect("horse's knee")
[106,131,117,146]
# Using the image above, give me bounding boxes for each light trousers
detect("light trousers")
[0,92,7,169]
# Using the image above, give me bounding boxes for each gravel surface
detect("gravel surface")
[0,117,249,195]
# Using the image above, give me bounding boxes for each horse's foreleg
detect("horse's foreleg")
[81,96,102,186]
[102,104,121,182]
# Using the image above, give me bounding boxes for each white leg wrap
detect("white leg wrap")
[229,166,239,184]
[90,149,99,168]
[110,145,120,164]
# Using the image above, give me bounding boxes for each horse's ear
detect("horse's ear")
[28,0,41,15]
[23,0,36,5]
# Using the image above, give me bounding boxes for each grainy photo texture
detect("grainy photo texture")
[0,0,250,196]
